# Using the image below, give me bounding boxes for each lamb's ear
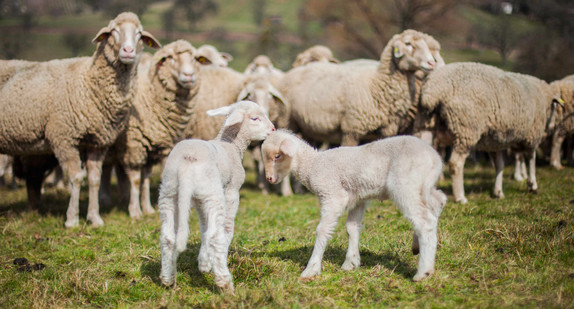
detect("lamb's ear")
[207,105,244,127]
[279,138,297,157]
[141,31,161,49]
[206,105,233,117]
[92,26,112,44]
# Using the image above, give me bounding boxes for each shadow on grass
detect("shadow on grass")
[266,245,416,280]
[139,242,219,293]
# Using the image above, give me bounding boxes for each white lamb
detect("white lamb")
[159,100,275,292]
[261,130,447,282]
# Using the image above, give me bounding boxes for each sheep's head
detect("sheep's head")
[245,55,274,75]
[261,130,297,184]
[195,44,233,67]
[207,100,275,143]
[388,30,436,73]
[292,45,339,68]
[238,76,287,120]
[92,12,161,65]
[154,40,199,89]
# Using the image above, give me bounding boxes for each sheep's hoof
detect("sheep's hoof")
[88,215,105,227]
[492,191,505,199]
[64,219,79,228]
[413,269,434,282]
[160,276,175,287]
[300,268,320,278]
[143,207,156,215]
[528,188,539,194]
[455,197,468,204]
[130,210,143,220]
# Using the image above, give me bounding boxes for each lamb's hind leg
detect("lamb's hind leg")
[159,193,178,286]
[202,197,233,292]
[342,201,367,271]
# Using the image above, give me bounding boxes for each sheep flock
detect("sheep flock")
[1,11,573,292]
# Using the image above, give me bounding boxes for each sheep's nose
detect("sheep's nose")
[122,46,134,54]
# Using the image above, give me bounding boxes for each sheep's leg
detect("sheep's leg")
[159,193,178,287]
[223,189,240,248]
[125,166,144,219]
[341,133,360,147]
[24,164,45,212]
[448,149,469,204]
[550,131,565,170]
[140,164,155,215]
[115,164,130,204]
[301,197,348,278]
[411,210,438,282]
[525,150,538,194]
[203,198,233,292]
[86,150,106,227]
[491,151,505,199]
[59,151,85,228]
[196,205,212,273]
[99,164,113,207]
[513,153,524,181]
[342,201,367,271]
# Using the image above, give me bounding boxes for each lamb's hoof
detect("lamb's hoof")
[198,261,212,273]
[160,276,175,287]
[493,192,505,199]
[64,219,79,228]
[300,267,320,279]
[528,188,539,194]
[413,269,434,282]
[88,215,105,227]
[341,259,360,271]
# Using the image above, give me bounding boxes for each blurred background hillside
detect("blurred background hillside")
[0,0,572,81]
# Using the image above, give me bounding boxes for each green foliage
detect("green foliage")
[1,164,573,307]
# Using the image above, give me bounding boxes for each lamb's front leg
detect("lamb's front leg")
[342,201,367,271]
[301,196,347,278]
[223,189,240,248]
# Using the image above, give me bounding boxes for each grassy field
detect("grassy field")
[1,160,573,308]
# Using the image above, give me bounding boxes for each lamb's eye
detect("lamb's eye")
[274,153,281,160]
[250,117,260,121]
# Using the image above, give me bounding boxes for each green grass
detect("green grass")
[1,161,573,308]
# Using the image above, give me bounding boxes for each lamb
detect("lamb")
[0,12,160,227]
[261,130,447,281]
[195,44,233,67]
[159,100,275,292]
[278,29,438,147]
[104,39,201,219]
[292,45,339,67]
[416,62,563,204]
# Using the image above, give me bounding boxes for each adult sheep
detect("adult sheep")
[417,62,563,204]
[548,75,574,169]
[279,29,438,147]
[103,40,201,219]
[244,55,284,87]
[292,45,339,68]
[195,44,233,67]
[0,12,160,227]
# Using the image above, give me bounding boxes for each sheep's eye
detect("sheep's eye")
[274,153,281,160]
[404,41,411,46]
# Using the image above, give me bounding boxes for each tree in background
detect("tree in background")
[299,0,459,59]
[252,0,266,26]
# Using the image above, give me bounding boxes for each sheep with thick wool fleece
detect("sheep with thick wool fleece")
[0,12,160,228]
[159,100,275,292]
[278,29,439,147]
[102,40,201,219]
[417,62,563,204]
[261,130,447,282]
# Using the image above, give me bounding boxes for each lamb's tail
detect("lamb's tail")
[175,169,194,253]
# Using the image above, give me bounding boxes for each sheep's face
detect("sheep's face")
[161,50,200,89]
[196,45,233,67]
[92,12,161,65]
[261,134,295,184]
[293,45,339,68]
[392,34,436,73]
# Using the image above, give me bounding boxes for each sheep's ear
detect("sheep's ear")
[279,138,297,157]
[393,42,405,59]
[141,31,161,49]
[92,26,112,44]
[196,56,212,65]
[220,52,233,63]
[269,84,287,106]
[238,88,251,101]
[329,57,340,64]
